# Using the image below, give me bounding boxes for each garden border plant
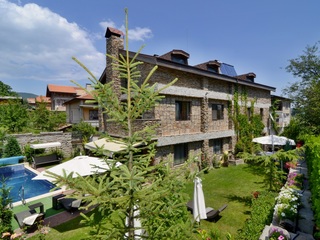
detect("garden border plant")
[304,135,320,238]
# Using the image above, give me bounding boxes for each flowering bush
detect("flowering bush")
[268,226,289,240]
[286,172,304,190]
[284,161,297,170]
[274,186,301,221]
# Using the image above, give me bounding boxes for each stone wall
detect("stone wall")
[12,132,74,158]
[155,96,201,136]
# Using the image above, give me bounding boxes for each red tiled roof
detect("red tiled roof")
[63,92,95,105]
[78,93,94,100]
[47,84,81,94]
[36,95,51,103]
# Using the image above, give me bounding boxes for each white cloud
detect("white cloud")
[99,20,153,41]
[99,20,117,30]
[0,0,105,88]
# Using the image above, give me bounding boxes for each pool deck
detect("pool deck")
[12,164,66,208]
[12,164,93,237]
[14,206,92,238]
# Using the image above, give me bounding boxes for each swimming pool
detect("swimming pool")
[0,164,57,203]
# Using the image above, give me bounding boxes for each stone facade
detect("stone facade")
[100,27,275,166]
[271,95,292,134]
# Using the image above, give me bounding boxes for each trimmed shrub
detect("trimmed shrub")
[237,191,277,240]
[3,136,22,157]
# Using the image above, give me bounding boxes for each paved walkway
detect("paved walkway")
[43,208,84,227]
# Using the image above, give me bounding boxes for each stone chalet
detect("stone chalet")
[64,89,99,128]
[98,27,276,166]
[46,84,87,111]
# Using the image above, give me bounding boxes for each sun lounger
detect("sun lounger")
[14,210,44,232]
[59,198,82,213]
[186,200,227,221]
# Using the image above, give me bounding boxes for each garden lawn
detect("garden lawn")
[23,163,266,239]
[184,164,266,238]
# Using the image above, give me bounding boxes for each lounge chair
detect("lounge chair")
[14,210,44,232]
[186,200,227,221]
[59,198,82,213]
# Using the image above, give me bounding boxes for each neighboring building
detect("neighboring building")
[64,91,99,128]
[27,95,51,110]
[99,27,276,165]
[271,95,292,134]
[0,96,23,104]
[46,84,86,111]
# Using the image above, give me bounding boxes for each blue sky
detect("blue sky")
[1,0,320,96]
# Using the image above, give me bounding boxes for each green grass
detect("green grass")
[15,164,266,239]
[28,215,92,240]
[184,164,265,238]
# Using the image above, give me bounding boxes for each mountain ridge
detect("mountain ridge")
[17,92,38,99]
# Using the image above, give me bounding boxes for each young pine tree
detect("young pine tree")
[48,9,194,240]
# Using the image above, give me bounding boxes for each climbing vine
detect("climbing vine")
[228,87,264,154]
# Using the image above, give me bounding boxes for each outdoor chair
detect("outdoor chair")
[59,197,82,213]
[186,200,228,221]
[14,210,44,232]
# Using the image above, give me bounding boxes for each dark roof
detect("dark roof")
[271,95,292,101]
[125,50,275,91]
[105,27,124,38]
[159,49,190,62]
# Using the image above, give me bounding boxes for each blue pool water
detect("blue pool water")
[0,164,56,203]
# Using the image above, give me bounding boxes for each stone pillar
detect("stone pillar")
[200,93,210,168]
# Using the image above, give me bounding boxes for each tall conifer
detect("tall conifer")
[49,9,194,239]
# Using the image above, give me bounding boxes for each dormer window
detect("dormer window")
[236,72,256,82]
[172,55,188,64]
[171,50,189,65]
[246,73,256,82]
[207,65,218,73]
[207,60,221,73]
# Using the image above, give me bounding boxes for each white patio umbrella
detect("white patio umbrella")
[32,156,119,182]
[84,138,144,157]
[252,135,296,146]
[193,177,207,222]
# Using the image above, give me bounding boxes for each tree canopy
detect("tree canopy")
[0,81,18,97]
[283,41,320,134]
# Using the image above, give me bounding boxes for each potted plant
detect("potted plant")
[201,153,210,173]
[221,151,229,167]
[213,154,220,168]
[268,226,290,240]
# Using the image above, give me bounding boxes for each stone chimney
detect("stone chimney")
[85,83,93,92]
[99,27,124,132]
[105,27,124,98]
